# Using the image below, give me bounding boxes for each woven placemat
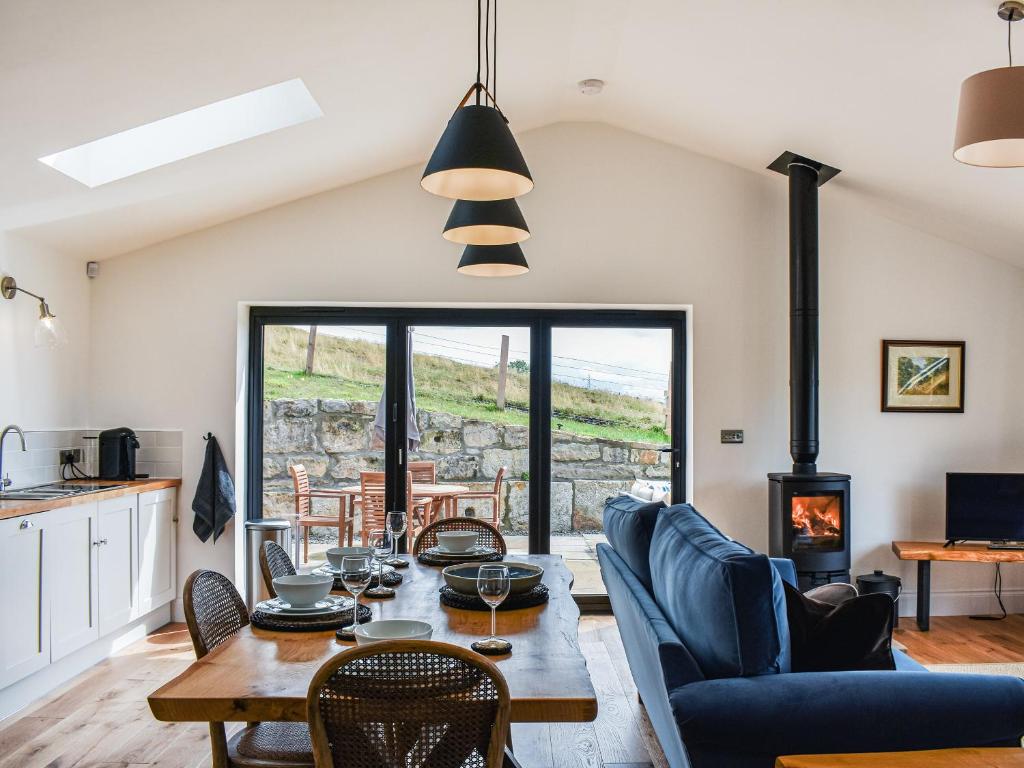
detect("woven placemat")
[251,602,372,632]
[417,550,504,567]
[439,584,549,611]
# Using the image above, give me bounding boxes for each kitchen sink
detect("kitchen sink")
[0,482,125,502]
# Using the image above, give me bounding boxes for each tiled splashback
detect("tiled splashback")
[0,429,182,489]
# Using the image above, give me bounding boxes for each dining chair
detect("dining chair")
[407,460,438,523]
[359,471,429,545]
[412,517,507,556]
[453,466,506,527]
[259,540,296,599]
[183,570,314,768]
[306,640,511,768]
[290,464,355,564]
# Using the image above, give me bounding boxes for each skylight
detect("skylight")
[38,78,322,187]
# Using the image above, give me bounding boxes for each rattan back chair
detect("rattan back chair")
[307,640,510,768]
[259,540,297,599]
[412,517,507,556]
[184,570,313,768]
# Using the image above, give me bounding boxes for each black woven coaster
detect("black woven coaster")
[417,550,504,567]
[439,584,549,611]
[251,602,372,632]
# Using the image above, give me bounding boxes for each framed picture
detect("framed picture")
[881,340,965,413]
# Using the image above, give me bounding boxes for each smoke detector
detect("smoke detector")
[577,79,605,96]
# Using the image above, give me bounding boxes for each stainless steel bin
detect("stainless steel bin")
[244,519,292,610]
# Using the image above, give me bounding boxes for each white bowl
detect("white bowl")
[325,546,373,569]
[354,619,433,645]
[272,574,334,608]
[436,531,479,553]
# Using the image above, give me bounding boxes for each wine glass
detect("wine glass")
[366,529,395,597]
[475,565,512,653]
[385,510,407,567]
[340,555,371,633]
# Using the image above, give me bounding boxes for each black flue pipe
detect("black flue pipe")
[788,161,820,474]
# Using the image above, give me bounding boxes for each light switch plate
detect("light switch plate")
[720,430,744,444]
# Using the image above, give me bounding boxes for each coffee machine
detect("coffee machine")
[98,427,140,480]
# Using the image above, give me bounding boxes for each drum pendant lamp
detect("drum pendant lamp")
[955,2,1024,167]
[421,0,533,200]
[443,198,530,245]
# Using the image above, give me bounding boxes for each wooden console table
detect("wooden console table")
[892,540,1024,631]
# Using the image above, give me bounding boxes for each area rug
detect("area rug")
[925,662,1024,677]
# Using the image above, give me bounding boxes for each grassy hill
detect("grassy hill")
[264,326,669,444]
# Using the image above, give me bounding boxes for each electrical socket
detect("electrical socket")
[720,429,744,444]
[60,448,83,466]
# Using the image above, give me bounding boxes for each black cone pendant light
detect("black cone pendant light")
[422,104,533,200]
[457,244,529,277]
[443,198,529,245]
[422,0,532,275]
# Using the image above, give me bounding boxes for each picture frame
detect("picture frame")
[881,340,965,413]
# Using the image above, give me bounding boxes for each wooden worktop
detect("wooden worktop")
[892,540,1024,563]
[0,478,181,519]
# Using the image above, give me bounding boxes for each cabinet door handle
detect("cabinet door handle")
[19,520,33,530]
[92,538,108,546]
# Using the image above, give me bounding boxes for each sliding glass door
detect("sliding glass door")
[248,307,685,600]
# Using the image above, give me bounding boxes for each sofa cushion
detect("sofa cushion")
[603,494,666,591]
[649,504,790,679]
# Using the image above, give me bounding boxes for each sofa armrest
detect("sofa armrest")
[770,557,797,588]
[670,670,1024,758]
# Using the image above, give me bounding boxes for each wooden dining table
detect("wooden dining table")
[340,482,470,523]
[148,554,597,728]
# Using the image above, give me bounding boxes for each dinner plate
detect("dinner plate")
[315,563,395,577]
[260,595,353,616]
[425,545,496,559]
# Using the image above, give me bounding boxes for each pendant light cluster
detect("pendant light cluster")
[421,0,533,276]
[955,1,1024,167]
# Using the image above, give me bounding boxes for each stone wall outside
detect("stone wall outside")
[262,398,670,534]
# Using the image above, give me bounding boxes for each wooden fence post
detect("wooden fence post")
[496,334,510,410]
[305,325,318,375]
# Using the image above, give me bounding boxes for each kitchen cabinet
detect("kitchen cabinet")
[136,488,176,615]
[97,496,137,636]
[0,515,49,688]
[0,484,178,693]
[48,503,99,661]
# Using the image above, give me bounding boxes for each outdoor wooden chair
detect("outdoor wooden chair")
[358,471,428,545]
[453,466,505,527]
[259,540,296,599]
[289,464,355,564]
[306,640,510,768]
[183,570,313,768]
[408,460,439,522]
[412,517,507,556]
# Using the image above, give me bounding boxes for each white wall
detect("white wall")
[88,122,1024,615]
[0,234,91,429]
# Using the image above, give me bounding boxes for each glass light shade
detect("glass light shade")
[34,303,67,349]
[443,199,530,245]
[457,243,530,277]
[422,104,533,200]
[954,66,1024,166]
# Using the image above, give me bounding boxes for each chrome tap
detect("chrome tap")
[0,425,27,490]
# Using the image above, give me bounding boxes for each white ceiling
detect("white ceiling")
[2,1,1023,265]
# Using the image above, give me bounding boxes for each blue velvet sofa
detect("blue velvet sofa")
[596,498,1024,768]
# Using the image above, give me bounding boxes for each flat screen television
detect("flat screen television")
[946,473,1024,542]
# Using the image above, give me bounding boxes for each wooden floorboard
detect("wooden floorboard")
[0,614,1019,767]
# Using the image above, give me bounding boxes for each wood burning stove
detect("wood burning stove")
[767,151,851,590]
[769,472,850,590]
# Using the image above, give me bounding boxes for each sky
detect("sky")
[297,325,673,401]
